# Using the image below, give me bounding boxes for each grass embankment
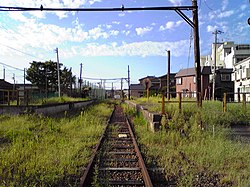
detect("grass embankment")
[125,98,250,186]
[32,96,89,105]
[0,103,112,186]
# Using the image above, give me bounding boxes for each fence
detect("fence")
[159,92,249,114]
[0,86,106,106]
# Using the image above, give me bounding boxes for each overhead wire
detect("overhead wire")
[0,43,45,61]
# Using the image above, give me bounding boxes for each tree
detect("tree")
[26,60,75,94]
[60,67,76,94]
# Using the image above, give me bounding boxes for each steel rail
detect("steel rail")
[79,106,115,187]
[80,105,153,186]
[126,116,153,187]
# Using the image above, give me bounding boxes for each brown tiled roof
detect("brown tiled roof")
[0,79,13,89]
[175,68,195,77]
[175,66,211,77]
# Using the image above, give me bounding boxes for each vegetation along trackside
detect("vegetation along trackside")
[124,98,250,186]
[0,102,112,186]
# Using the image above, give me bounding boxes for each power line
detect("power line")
[0,61,23,71]
[0,43,45,61]
[82,76,126,81]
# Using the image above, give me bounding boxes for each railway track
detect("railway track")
[80,104,153,187]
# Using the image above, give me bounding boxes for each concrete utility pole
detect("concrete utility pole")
[120,78,123,99]
[70,67,72,97]
[79,63,83,94]
[167,50,170,100]
[23,68,26,91]
[212,29,223,100]
[192,0,202,107]
[128,65,131,100]
[3,67,5,80]
[55,48,61,97]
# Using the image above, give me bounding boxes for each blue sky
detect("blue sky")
[0,0,249,89]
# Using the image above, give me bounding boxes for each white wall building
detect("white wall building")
[232,57,250,101]
[207,42,250,69]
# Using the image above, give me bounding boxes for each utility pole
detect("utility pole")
[128,65,131,100]
[23,68,26,92]
[167,50,171,100]
[79,63,83,94]
[212,29,223,100]
[70,67,72,97]
[45,66,48,98]
[24,68,26,102]
[55,48,61,97]
[3,67,5,80]
[192,0,202,107]
[12,73,15,101]
[121,78,123,99]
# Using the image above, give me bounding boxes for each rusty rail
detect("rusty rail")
[80,105,153,186]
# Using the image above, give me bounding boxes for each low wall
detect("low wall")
[125,101,162,132]
[0,100,94,115]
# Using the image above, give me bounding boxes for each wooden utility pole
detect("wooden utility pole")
[128,65,131,100]
[167,50,170,100]
[192,0,202,107]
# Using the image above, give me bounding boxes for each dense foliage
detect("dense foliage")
[26,60,76,94]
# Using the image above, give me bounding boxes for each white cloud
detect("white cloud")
[125,24,132,29]
[159,21,182,31]
[238,13,245,18]
[240,4,247,11]
[110,30,119,36]
[77,40,189,57]
[88,26,109,40]
[112,21,120,25]
[221,0,228,11]
[207,25,218,32]
[218,10,234,18]
[168,0,183,6]
[1,0,90,19]
[135,27,153,36]
[89,0,102,5]
[122,30,131,36]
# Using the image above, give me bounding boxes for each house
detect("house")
[138,76,161,94]
[175,67,211,98]
[130,84,144,98]
[158,73,176,97]
[0,79,14,104]
[214,68,234,100]
[232,57,250,101]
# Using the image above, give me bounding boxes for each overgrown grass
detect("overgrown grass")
[134,96,250,127]
[0,103,112,186]
[32,96,89,105]
[124,100,250,186]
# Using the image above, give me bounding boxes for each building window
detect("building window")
[193,76,196,84]
[221,74,231,81]
[176,78,182,85]
[243,66,246,73]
